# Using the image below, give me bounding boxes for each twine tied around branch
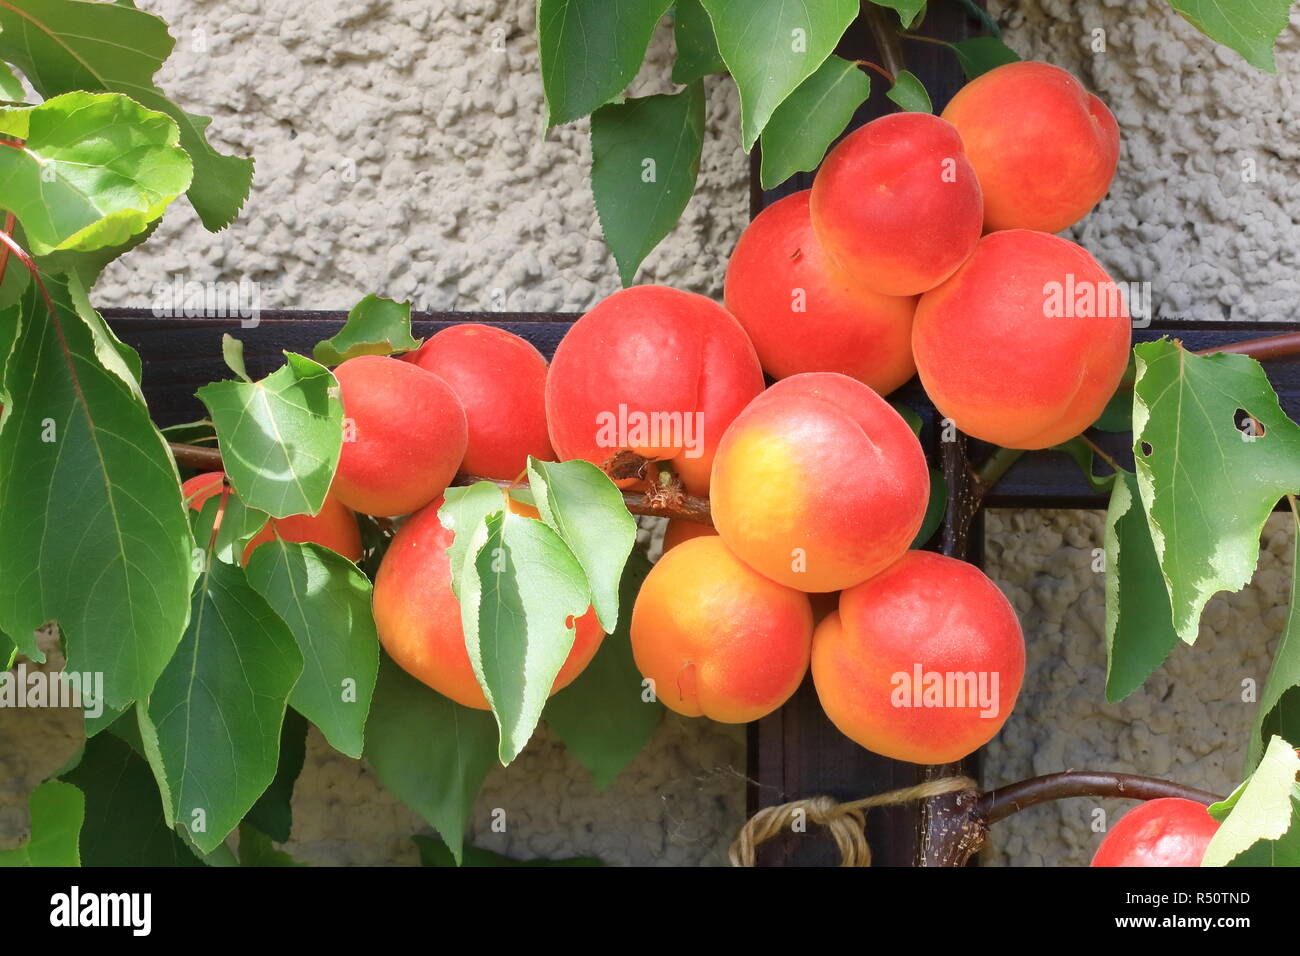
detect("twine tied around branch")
[728,776,980,867]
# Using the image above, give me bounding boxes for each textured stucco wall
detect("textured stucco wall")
[3,0,1297,867]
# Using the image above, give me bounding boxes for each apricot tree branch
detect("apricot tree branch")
[978,771,1224,825]
[862,2,906,80]
[168,441,716,524]
[1195,331,1300,362]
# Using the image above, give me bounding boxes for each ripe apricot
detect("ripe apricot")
[661,519,717,554]
[1091,798,1220,867]
[709,372,929,593]
[942,61,1119,234]
[181,470,363,563]
[724,191,917,395]
[811,551,1024,765]
[912,229,1131,450]
[545,285,764,495]
[630,536,812,723]
[372,496,603,709]
[810,113,983,296]
[405,324,554,480]
[331,355,468,517]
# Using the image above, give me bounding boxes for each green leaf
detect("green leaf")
[0,91,192,256]
[886,69,933,113]
[1133,340,1300,644]
[0,0,254,230]
[1,630,14,670]
[537,0,674,127]
[868,0,927,29]
[527,457,637,632]
[197,352,343,520]
[0,62,22,101]
[1103,470,1180,702]
[591,82,705,286]
[162,418,218,447]
[1168,0,1294,72]
[0,780,83,866]
[891,401,923,436]
[1052,437,1119,493]
[238,823,304,867]
[700,0,857,149]
[312,294,420,367]
[245,542,379,759]
[364,653,500,864]
[545,552,663,788]
[950,36,1021,80]
[413,833,602,867]
[910,467,947,548]
[439,482,509,597]
[458,510,592,764]
[189,480,268,567]
[243,708,308,843]
[1203,736,1300,866]
[0,274,194,708]
[672,0,727,84]
[222,333,251,382]
[1249,505,1300,770]
[758,55,870,190]
[61,731,203,866]
[137,559,303,854]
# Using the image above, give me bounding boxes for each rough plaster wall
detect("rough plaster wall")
[990,0,1300,323]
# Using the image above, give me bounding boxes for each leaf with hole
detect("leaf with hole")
[1132,340,1300,644]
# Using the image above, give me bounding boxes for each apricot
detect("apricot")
[405,324,555,480]
[181,470,363,563]
[709,372,929,593]
[661,519,717,554]
[630,536,812,723]
[372,496,603,709]
[331,355,468,517]
[811,551,1024,765]
[942,61,1119,234]
[724,191,917,395]
[809,113,983,297]
[545,285,764,495]
[1091,798,1220,867]
[912,229,1131,450]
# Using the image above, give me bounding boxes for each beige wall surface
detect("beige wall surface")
[3,0,1296,866]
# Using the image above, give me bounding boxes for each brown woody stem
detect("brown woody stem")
[979,771,1223,825]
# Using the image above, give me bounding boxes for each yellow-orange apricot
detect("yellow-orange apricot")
[372,497,603,709]
[912,229,1131,450]
[942,61,1119,233]
[810,113,983,296]
[724,190,917,395]
[812,551,1024,765]
[545,285,764,495]
[630,536,812,723]
[710,372,929,593]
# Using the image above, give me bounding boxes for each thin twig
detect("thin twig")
[1080,434,1123,475]
[979,771,1224,825]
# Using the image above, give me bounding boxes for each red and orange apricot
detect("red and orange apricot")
[709,372,929,593]
[812,551,1024,765]
[1091,798,1220,867]
[330,355,468,517]
[405,324,554,480]
[630,536,813,723]
[942,61,1120,234]
[724,190,917,395]
[372,497,604,709]
[545,285,764,495]
[810,113,983,297]
[911,229,1131,450]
